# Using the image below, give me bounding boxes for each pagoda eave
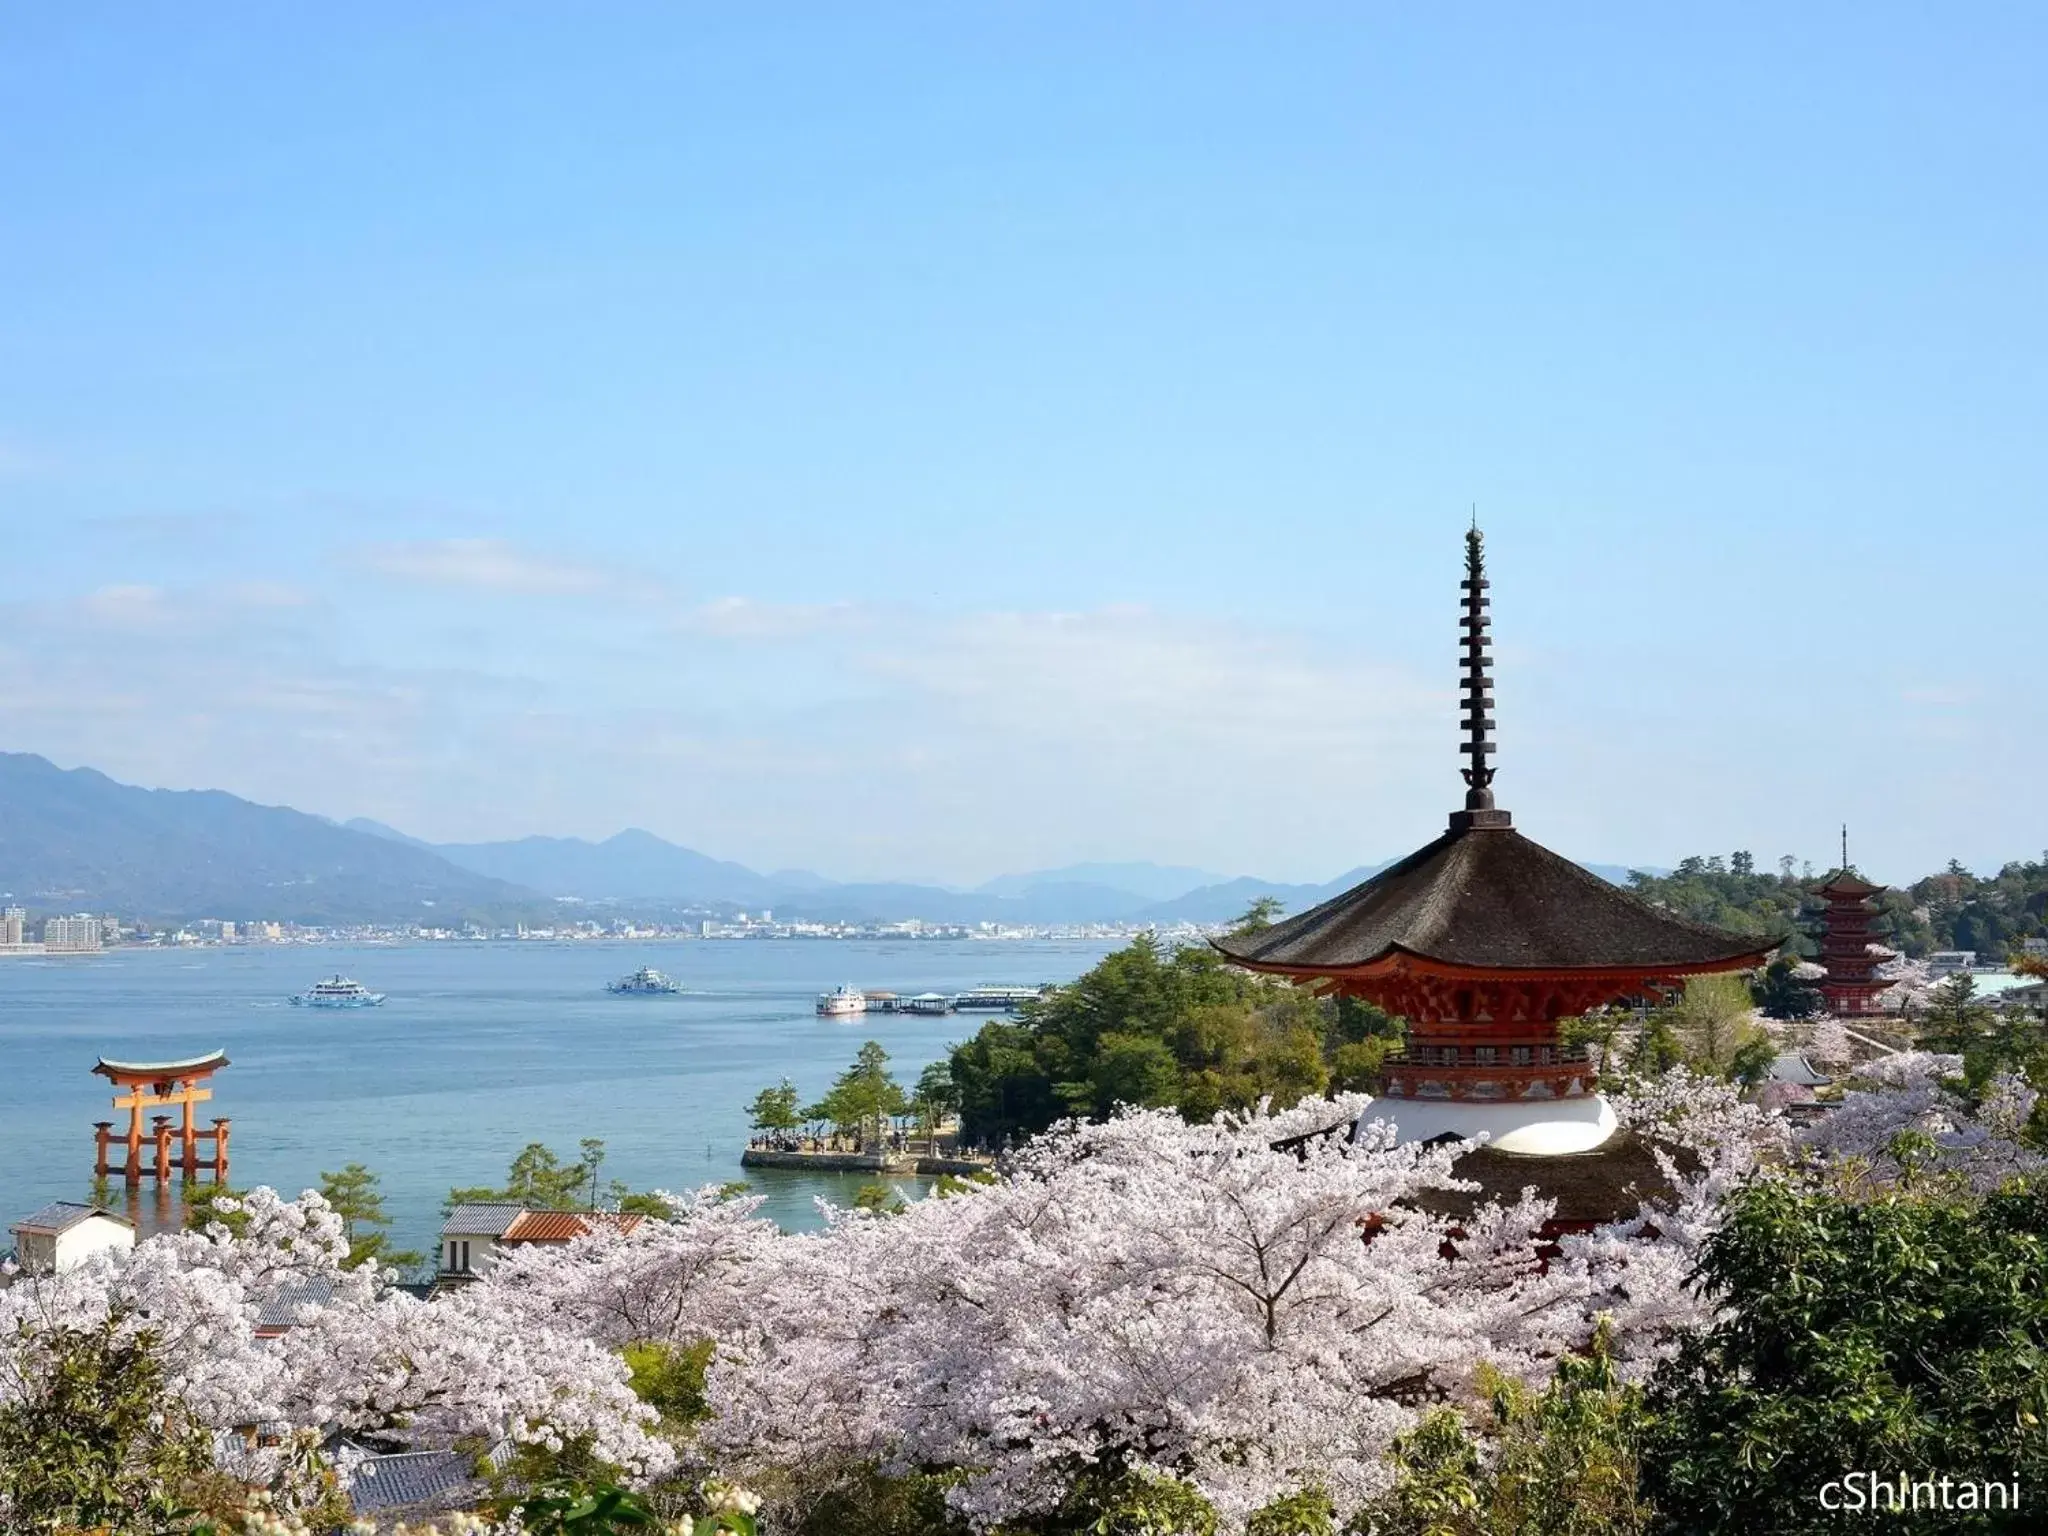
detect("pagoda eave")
[1215,943,1775,991]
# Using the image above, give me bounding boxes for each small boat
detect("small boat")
[902,992,954,1015]
[608,966,682,995]
[816,984,867,1017]
[289,975,385,1008]
[953,985,1045,1012]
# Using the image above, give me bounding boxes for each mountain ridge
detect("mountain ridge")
[0,750,1661,926]
[0,753,540,923]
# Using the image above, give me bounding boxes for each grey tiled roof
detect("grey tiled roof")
[441,1203,526,1237]
[348,1449,480,1512]
[1768,1052,1833,1088]
[253,1273,340,1330]
[11,1201,130,1237]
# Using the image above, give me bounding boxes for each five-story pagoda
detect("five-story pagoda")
[1214,527,1776,1154]
[1814,835,1892,1016]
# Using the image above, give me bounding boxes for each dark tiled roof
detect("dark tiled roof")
[348,1449,479,1513]
[1817,869,1886,897]
[11,1201,130,1237]
[441,1203,527,1237]
[1213,824,1776,975]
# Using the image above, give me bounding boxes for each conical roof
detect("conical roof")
[1213,822,1774,975]
[1817,868,1886,898]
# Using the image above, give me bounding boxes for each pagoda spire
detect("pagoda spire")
[1453,521,1509,830]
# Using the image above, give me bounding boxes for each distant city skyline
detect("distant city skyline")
[4,7,2044,885]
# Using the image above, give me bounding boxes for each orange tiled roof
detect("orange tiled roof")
[502,1210,646,1243]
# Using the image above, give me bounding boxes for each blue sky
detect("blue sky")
[3,5,2044,884]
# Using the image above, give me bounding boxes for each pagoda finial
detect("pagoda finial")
[1452,522,1507,829]
[1842,823,1850,874]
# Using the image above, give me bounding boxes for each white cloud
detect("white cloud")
[353,538,615,595]
[0,573,1456,881]
[675,596,866,640]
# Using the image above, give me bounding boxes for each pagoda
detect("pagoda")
[1213,527,1776,1154]
[1814,832,1891,1016]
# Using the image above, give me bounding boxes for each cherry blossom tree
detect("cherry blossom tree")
[699,1097,1593,1529]
[0,1188,674,1493]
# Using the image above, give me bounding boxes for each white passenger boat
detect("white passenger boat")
[608,966,682,995]
[289,975,385,1008]
[816,984,868,1017]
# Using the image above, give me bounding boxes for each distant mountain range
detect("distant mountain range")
[0,751,1657,926]
[0,753,535,923]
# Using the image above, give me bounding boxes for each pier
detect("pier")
[740,1145,996,1178]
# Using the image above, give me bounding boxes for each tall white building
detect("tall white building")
[43,914,102,953]
[0,907,23,947]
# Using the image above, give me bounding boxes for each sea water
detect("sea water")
[0,938,1114,1259]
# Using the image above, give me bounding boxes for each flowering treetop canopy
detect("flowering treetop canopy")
[1213,526,1773,1008]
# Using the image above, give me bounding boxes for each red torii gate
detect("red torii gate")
[92,1051,232,1185]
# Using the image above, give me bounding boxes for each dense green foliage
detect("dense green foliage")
[1628,849,2048,963]
[1358,1326,1649,1536]
[1642,1175,2048,1534]
[317,1161,422,1271]
[622,1337,715,1427]
[803,1040,909,1143]
[448,1137,670,1216]
[501,1479,758,1536]
[180,1181,249,1236]
[1911,857,2048,962]
[0,1316,221,1534]
[1921,975,2048,1109]
[1625,853,1928,958]
[747,1078,803,1135]
[944,933,1399,1145]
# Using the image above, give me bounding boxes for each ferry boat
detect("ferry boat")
[902,992,954,1015]
[953,985,1044,1012]
[608,966,682,995]
[289,975,385,1008]
[816,984,868,1017]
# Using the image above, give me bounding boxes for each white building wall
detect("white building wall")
[55,1216,134,1268]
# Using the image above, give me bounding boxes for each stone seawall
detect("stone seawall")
[740,1148,998,1177]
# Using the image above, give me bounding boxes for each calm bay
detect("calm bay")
[0,938,1115,1259]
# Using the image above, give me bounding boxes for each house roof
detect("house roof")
[1768,1052,1834,1088]
[503,1209,646,1243]
[440,1203,527,1237]
[1213,823,1777,978]
[347,1449,480,1513]
[253,1273,340,1333]
[10,1201,133,1237]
